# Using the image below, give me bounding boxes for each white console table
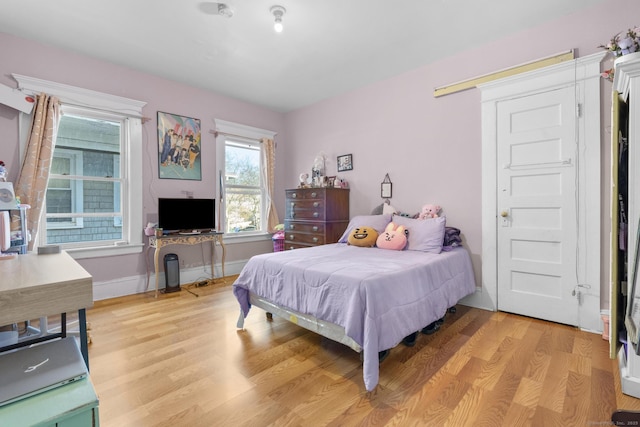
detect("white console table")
[146,232,225,297]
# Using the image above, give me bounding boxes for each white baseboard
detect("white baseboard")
[93,259,247,301]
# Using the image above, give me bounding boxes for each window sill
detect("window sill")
[223,232,271,245]
[64,243,144,259]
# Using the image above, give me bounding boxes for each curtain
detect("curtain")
[15,93,60,250]
[261,137,280,232]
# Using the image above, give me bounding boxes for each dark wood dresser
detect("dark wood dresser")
[284,187,350,250]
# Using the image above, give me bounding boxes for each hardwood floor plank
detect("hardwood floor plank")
[502,402,535,427]
[560,371,590,426]
[82,280,636,426]
[471,370,521,427]
[512,377,543,409]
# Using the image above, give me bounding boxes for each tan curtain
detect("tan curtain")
[261,137,280,232]
[15,93,60,250]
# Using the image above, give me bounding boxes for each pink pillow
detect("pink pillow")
[376,222,408,250]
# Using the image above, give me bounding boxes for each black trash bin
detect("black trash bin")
[163,253,181,293]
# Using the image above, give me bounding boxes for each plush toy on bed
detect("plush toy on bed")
[376,222,408,250]
[419,204,441,219]
[347,226,379,247]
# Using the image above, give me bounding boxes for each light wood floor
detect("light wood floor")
[84,277,640,426]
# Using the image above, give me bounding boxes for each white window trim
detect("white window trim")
[214,119,275,242]
[14,74,146,258]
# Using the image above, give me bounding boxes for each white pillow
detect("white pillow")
[391,215,446,253]
[338,214,392,243]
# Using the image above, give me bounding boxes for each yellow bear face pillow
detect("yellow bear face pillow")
[347,226,379,247]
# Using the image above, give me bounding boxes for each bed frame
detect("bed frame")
[237,293,362,352]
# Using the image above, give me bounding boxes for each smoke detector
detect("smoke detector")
[200,2,234,18]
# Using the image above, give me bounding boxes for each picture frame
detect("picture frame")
[327,176,336,187]
[381,182,392,199]
[337,154,353,172]
[157,111,202,180]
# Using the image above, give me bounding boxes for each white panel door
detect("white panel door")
[497,86,579,325]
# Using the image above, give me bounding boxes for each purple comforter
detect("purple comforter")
[233,243,476,391]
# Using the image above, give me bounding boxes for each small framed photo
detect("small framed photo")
[381,182,392,198]
[337,154,353,172]
[327,176,336,187]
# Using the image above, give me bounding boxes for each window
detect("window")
[225,140,263,233]
[215,119,275,238]
[45,107,124,246]
[14,74,146,258]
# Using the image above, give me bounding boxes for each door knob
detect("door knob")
[500,211,508,217]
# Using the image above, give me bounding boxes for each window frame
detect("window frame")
[215,119,275,243]
[14,73,146,259]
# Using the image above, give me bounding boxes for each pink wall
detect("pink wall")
[283,0,636,307]
[0,33,285,282]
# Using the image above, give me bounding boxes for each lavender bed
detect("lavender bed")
[233,243,476,391]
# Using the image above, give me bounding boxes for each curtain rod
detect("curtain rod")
[209,129,263,143]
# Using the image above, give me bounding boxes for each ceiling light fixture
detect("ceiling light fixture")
[270,5,286,33]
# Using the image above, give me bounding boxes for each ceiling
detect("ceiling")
[2,0,604,112]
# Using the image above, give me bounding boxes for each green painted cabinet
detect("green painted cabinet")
[0,377,99,426]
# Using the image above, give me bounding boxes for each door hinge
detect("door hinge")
[576,103,582,118]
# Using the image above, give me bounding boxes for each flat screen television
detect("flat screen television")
[158,198,215,232]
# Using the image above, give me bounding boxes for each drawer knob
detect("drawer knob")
[291,202,296,208]
[291,193,297,198]
[313,202,319,207]
[312,226,318,231]
[311,192,317,198]
[289,224,295,230]
[313,212,319,218]
[288,246,295,250]
[289,235,294,240]
[312,237,318,242]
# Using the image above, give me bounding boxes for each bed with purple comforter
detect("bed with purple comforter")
[233,243,475,391]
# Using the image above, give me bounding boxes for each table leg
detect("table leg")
[211,240,215,280]
[218,235,226,277]
[144,245,152,292]
[154,247,161,298]
[79,309,89,371]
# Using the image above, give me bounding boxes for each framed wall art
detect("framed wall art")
[158,111,202,180]
[381,173,392,199]
[337,154,353,172]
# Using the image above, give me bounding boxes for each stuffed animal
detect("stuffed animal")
[347,226,379,247]
[419,204,441,220]
[376,222,408,250]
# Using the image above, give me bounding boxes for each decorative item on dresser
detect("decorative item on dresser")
[284,187,349,250]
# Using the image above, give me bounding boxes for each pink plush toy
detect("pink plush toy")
[419,204,441,220]
[376,222,408,250]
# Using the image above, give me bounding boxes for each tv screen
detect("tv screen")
[158,198,215,232]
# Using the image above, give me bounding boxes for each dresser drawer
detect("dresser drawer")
[285,222,324,234]
[285,232,325,245]
[283,242,317,250]
[286,189,325,200]
[286,201,326,220]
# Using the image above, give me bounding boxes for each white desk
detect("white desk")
[0,251,93,368]
[147,232,226,297]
